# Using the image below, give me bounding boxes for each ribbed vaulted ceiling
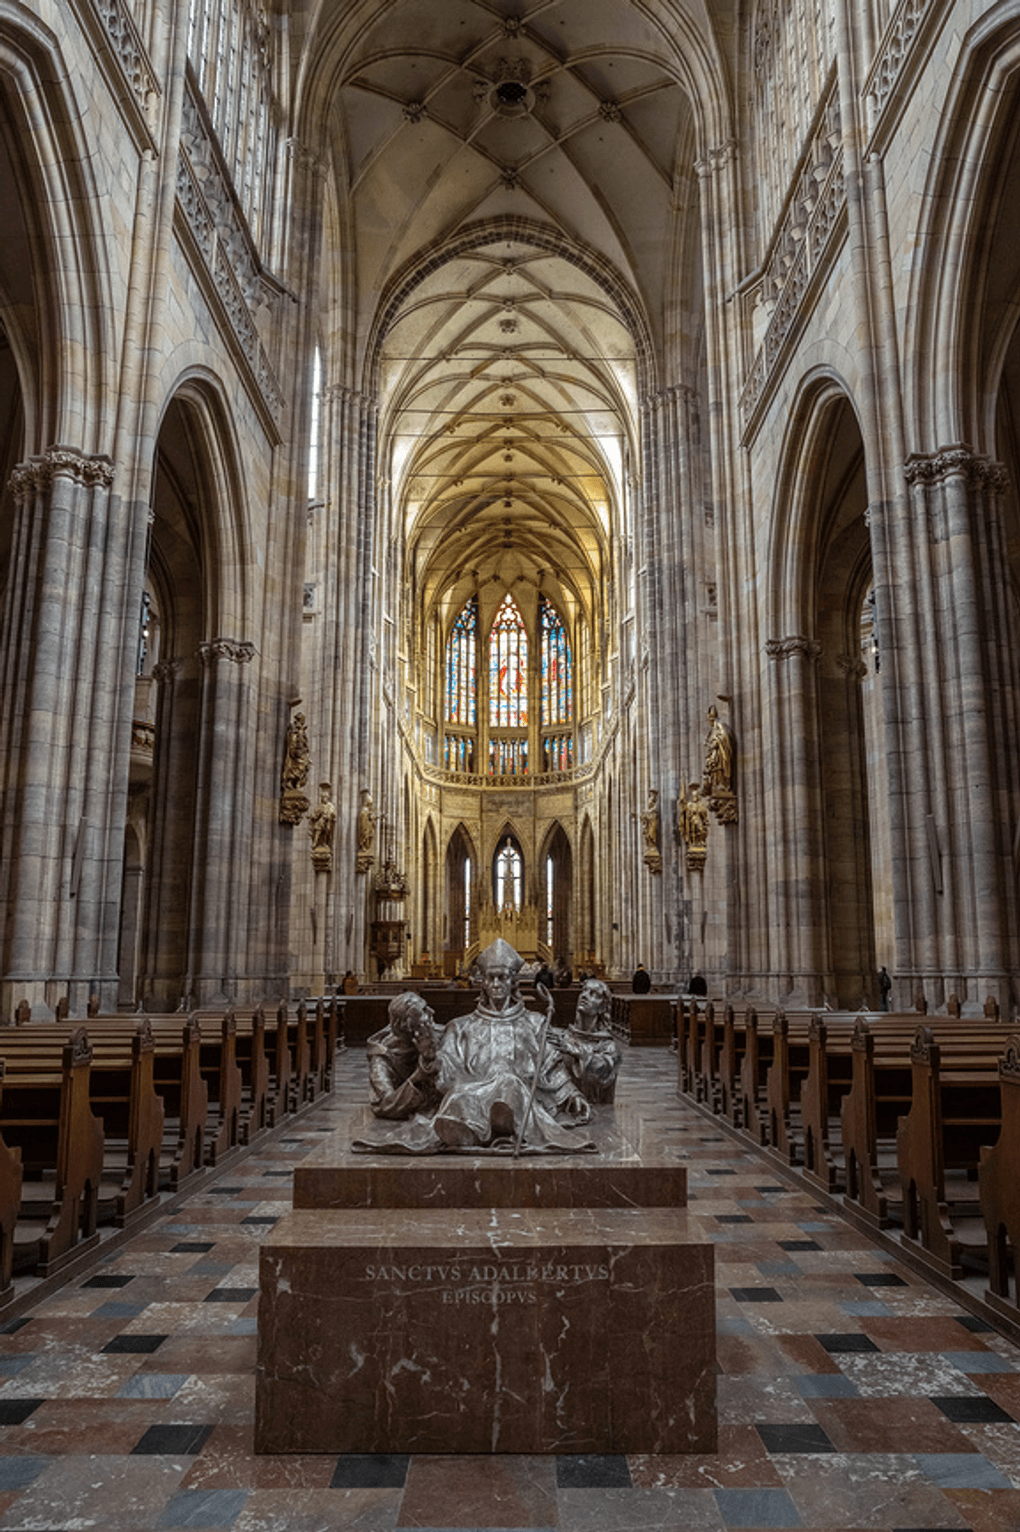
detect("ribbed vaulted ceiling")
[305,0,709,627]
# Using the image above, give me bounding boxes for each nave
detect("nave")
[0,1051,1016,1530]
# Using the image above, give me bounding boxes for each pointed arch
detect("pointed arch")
[0,11,118,449]
[444,821,477,970]
[420,815,439,965]
[539,820,573,963]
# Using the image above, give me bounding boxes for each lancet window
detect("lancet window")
[489,595,528,728]
[445,598,477,727]
[437,590,576,780]
[494,839,523,912]
[540,596,572,726]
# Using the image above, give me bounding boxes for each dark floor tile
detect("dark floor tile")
[756,1422,836,1453]
[718,1215,754,1224]
[329,1453,409,1488]
[132,1423,214,1455]
[731,1287,784,1303]
[755,1185,786,1193]
[156,1487,248,1527]
[714,1486,803,1527]
[555,1454,632,1488]
[102,1334,168,1354]
[171,1242,216,1253]
[207,1186,245,1196]
[82,1272,135,1288]
[0,1398,45,1425]
[706,1168,738,1175]
[779,1240,822,1251]
[202,1288,257,1303]
[0,1456,51,1492]
[816,1332,880,1352]
[240,1216,278,1225]
[932,1394,1015,1423]
[855,1271,907,1287]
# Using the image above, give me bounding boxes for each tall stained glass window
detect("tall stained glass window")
[445,598,477,725]
[489,595,528,727]
[540,596,572,726]
[494,839,523,911]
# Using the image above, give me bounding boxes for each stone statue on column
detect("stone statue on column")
[356,788,376,873]
[309,782,336,872]
[678,780,708,871]
[641,789,662,873]
[704,704,737,824]
[279,711,311,825]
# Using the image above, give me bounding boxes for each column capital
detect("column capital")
[8,447,115,500]
[905,445,1008,494]
[766,635,821,662]
[199,638,258,667]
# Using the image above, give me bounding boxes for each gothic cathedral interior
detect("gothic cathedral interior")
[1,0,1019,1023]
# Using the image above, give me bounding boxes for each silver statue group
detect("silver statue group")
[353,939,622,1156]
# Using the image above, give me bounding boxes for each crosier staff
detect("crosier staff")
[513,981,555,1158]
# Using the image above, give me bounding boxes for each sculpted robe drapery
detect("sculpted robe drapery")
[431,1001,592,1150]
[353,999,596,1154]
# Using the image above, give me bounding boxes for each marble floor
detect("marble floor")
[0,1048,1017,1530]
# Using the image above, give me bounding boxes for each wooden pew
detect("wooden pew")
[0,1027,105,1276]
[764,1011,814,1163]
[718,1005,754,1126]
[799,1015,861,1191]
[739,1009,774,1145]
[895,1025,1003,1279]
[0,1064,23,1303]
[0,1019,166,1228]
[979,1034,1020,1320]
[620,993,675,1046]
[148,1017,208,1189]
[198,1012,242,1165]
[235,1005,271,1143]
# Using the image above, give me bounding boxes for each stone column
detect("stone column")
[0,448,119,1020]
[186,638,258,1003]
[900,448,1020,1010]
[312,385,379,978]
[763,635,828,1004]
[642,384,716,981]
[140,657,194,1009]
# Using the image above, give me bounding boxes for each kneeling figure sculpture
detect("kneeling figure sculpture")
[354,938,597,1154]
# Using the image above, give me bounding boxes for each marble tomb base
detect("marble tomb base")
[256,1101,716,1455]
[256,1203,715,1455]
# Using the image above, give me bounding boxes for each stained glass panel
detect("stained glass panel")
[540,596,572,725]
[445,598,477,726]
[489,595,528,727]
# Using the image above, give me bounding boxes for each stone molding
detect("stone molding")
[198,639,258,667]
[8,448,115,500]
[176,73,285,431]
[836,653,868,679]
[152,658,184,686]
[322,385,380,419]
[864,0,927,124]
[694,139,737,179]
[904,446,1008,494]
[284,136,329,182]
[766,635,822,661]
[740,72,845,437]
[71,0,159,151]
[862,0,939,151]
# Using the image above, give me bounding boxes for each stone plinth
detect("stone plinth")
[256,1205,715,1455]
[293,1104,687,1210]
